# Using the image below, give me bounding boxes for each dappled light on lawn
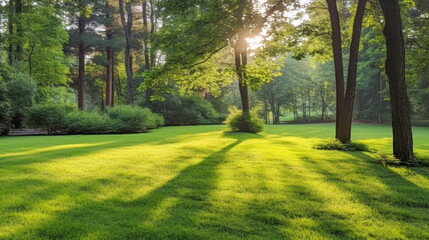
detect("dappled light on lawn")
[0,124,428,239]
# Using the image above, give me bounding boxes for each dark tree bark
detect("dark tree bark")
[235,33,250,114]
[379,0,414,162]
[15,0,22,61]
[8,0,14,65]
[105,2,114,107]
[326,0,345,139]
[336,0,367,142]
[326,0,367,143]
[106,45,113,107]
[142,0,154,99]
[78,14,86,110]
[119,0,134,105]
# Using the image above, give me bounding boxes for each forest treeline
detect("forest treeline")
[0,0,427,161]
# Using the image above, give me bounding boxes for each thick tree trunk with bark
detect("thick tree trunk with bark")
[327,0,367,143]
[379,0,414,162]
[78,14,86,110]
[326,0,345,139]
[119,0,134,105]
[336,0,367,142]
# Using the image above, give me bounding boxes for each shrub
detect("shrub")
[149,94,223,125]
[0,81,11,135]
[225,107,264,133]
[314,138,369,152]
[65,111,112,134]
[107,105,164,133]
[6,72,37,128]
[141,107,165,129]
[25,103,74,134]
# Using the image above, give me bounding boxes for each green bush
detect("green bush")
[107,105,164,133]
[66,111,112,134]
[6,72,37,128]
[149,94,224,125]
[25,104,164,135]
[314,138,369,152]
[25,103,74,134]
[0,81,11,135]
[141,107,165,129]
[225,107,264,133]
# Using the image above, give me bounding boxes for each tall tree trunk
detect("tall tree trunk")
[326,0,345,139]
[336,0,367,142]
[327,0,367,143]
[379,0,414,162]
[308,87,311,123]
[15,0,22,61]
[142,0,153,99]
[78,14,86,110]
[105,2,114,107]
[106,46,113,107]
[8,0,14,65]
[235,33,250,114]
[119,0,134,104]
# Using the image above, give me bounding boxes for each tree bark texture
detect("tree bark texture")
[106,2,114,107]
[8,0,14,65]
[119,0,134,105]
[15,0,22,61]
[326,0,345,139]
[143,0,154,99]
[336,0,367,142]
[327,0,367,143]
[235,34,250,114]
[379,0,414,162]
[78,14,86,110]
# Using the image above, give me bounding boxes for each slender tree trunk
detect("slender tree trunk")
[105,2,114,107]
[308,87,311,123]
[337,0,367,142]
[379,0,414,162]
[235,33,250,114]
[78,14,86,110]
[119,0,134,104]
[142,0,153,99]
[15,0,22,61]
[106,46,113,107]
[8,0,14,65]
[326,0,345,139]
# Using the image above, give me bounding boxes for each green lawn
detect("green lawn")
[0,124,428,239]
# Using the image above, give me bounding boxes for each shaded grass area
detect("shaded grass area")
[0,124,428,239]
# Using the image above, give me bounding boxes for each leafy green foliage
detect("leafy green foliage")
[0,81,11,135]
[5,72,37,128]
[66,110,112,134]
[20,6,70,87]
[25,103,74,134]
[25,104,163,134]
[314,138,369,152]
[149,94,224,125]
[107,105,163,133]
[225,106,264,133]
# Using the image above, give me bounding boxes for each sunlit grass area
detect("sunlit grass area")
[0,124,428,239]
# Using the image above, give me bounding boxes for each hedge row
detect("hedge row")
[25,104,164,134]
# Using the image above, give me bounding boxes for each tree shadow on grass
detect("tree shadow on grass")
[11,139,249,239]
[299,152,429,238]
[0,128,223,168]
